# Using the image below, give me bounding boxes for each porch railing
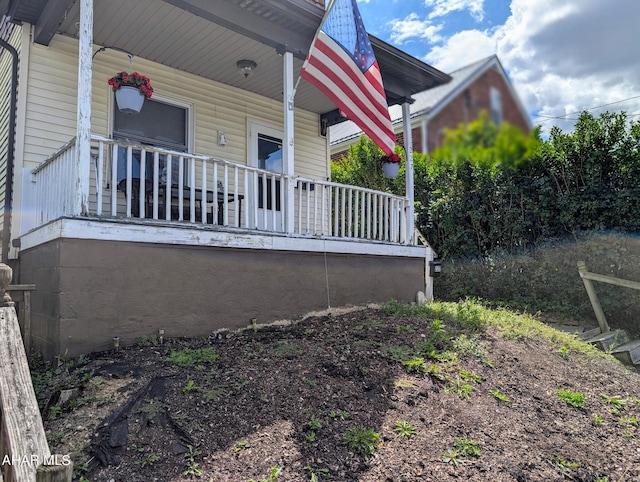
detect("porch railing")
[31,136,410,244]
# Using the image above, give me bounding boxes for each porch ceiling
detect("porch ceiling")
[4,0,450,115]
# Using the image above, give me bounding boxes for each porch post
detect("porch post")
[75,0,93,216]
[402,102,415,244]
[283,50,295,234]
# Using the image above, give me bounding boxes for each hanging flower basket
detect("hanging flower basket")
[108,71,154,115]
[114,86,145,115]
[380,153,401,179]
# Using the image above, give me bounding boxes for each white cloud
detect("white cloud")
[424,30,495,73]
[424,0,485,22]
[496,0,640,132]
[419,0,640,133]
[389,13,443,44]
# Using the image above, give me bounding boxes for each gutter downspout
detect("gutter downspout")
[0,38,18,265]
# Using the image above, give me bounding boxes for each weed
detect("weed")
[557,346,569,359]
[599,393,627,410]
[139,334,159,347]
[396,324,416,334]
[48,405,62,419]
[488,389,510,403]
[305,432,317,442]
[342,426,381,458]
[557,389,585,408]
[328,410,350,420]
[393,378,418,390]
[135,452,159,468]
[302,377,317,388]
[304,466,330,481]
[234,441,248,452]
[620,416,638,427]
[552,455,580,473]
[47,431,65,445]
[182,444,203,477]
[235,380,250,389]
[442,450,460,467]
[136,399,168,419]
[394,421,417,437]
[452,334,486,359]
[382,345,412,362]
[459,370,482,383]
[593,414,604,425]
[203,388,228,403]
[167,347,219,367]
[308,414,322,430]
[454,437,482,457]
[183,379,199,392]
[273,341,302,358]
[250,466,281,482]
[445,377,475,399]
[402,357,427,373]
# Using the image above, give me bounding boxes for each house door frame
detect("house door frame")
[247,120,284,231]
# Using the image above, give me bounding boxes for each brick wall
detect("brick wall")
[423,66,530,153]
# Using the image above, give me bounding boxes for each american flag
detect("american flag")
[301,0,396,155]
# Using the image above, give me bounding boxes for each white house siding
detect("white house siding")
[0,25,20,260]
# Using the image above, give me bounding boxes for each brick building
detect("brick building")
[330,55,531,159]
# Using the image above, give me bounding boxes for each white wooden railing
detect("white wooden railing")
[31,136,411,244]
[293,177,408,243]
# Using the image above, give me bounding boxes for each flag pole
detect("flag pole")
[290,0,339,104]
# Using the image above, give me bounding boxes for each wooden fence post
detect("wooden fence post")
[36,462,73,482]
[577,261,610,333]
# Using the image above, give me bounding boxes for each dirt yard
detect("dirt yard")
[37,301,640,481]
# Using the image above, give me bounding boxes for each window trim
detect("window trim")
[110,92,195,153]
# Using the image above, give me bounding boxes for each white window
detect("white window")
[490,87,502,126]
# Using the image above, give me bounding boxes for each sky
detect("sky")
[355,0,640,134]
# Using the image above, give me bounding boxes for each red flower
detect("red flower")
[107,71,154,98]
[381,153,401,163]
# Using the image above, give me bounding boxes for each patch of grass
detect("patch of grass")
[393,378,418,390]
[488,389,510,403]
[557,389,586,408]
[342,426,381,458]
[393,421,417,437]
[273,341,303,358]
[234,441,248,452]
[459,369,482,383]
[451,334,486,359]
[167,347,219,367]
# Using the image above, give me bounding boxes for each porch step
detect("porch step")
[585,329,629,352]
[611,340,640,366]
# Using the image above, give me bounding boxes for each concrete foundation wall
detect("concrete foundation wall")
[19,238,425,359]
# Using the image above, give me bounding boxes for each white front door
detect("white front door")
[249,122,284,231]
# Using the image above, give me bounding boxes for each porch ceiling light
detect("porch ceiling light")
[236,59,257,78]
